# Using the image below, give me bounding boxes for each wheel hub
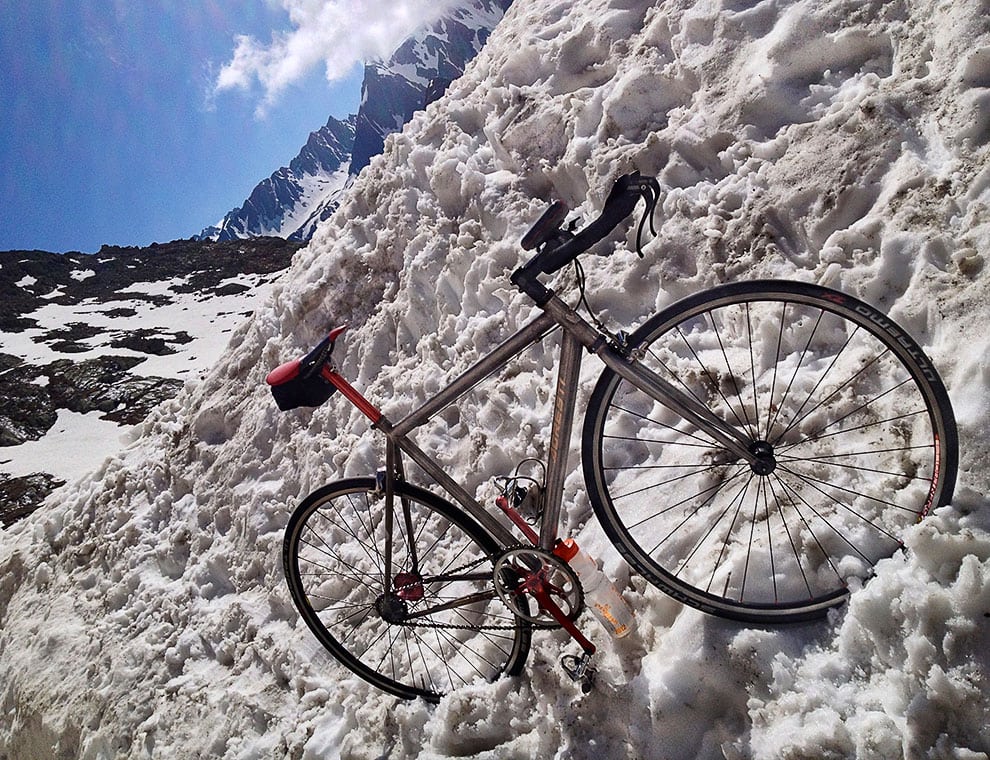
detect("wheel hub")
[374,593,408,624]
[749,440,777,476]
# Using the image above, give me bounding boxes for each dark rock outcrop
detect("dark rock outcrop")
[0,236,303,519]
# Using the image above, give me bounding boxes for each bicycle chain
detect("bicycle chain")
[393,547,549,632]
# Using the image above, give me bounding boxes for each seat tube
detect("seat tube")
[539,329,583,550]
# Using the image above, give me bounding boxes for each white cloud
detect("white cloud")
[214,0,460,115]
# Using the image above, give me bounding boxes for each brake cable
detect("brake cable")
[573,182,660,344]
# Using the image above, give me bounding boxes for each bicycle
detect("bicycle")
[266,173,958,702]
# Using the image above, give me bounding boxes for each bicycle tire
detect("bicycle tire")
[283,477,531,701]
[583,280,958,623]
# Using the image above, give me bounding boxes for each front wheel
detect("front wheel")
[283,478,531,701]
[583,280,958,623]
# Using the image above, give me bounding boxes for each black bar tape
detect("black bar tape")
[537,174,642,274]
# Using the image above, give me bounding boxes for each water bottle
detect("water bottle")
[554,539,634,638]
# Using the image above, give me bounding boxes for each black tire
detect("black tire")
[583,280,957,623]
[283,478,531,701]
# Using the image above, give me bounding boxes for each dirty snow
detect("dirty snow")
[2,0,989,758]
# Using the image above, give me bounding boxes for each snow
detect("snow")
[0,270,282,496]
[275,165,353,238]
[0,409,130,481]
[2,273,280,376]
[2,0,990,758]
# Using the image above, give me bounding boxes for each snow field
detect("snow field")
[2,0,990,758]
[1,271,281,376]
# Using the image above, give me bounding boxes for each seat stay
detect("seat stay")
[377,416,520,548]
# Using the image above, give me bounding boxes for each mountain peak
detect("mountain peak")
[199,0,512,244]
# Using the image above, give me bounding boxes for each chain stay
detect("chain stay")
[391,549,527,632]
[390,545,574,632]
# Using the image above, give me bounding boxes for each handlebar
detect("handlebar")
[511,173,660,303]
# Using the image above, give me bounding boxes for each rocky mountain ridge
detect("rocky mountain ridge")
[201,116,356,242]
[201,0,513,243]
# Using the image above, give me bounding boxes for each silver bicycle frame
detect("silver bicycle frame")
[368,292,757,553]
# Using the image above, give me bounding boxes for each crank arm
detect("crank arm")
[529,585,596,655]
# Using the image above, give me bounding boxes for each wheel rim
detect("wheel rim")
[588,285,954,618]
[285,480,528,701]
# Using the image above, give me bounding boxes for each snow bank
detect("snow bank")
[2,0,989,758]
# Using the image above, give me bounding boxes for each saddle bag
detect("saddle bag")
[266,333,338,411]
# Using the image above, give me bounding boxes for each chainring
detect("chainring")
[492,546,584,627]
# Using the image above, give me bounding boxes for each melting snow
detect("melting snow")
[1,0,989,758]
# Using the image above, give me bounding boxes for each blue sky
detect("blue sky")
[0,2,446,254]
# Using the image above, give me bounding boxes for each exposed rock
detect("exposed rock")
[0,368,56,447]
[0,473,64,526]
[0,236,302,519]
[44,356,184,424]
[109,329,193,356]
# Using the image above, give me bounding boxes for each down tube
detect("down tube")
[542,296,756,463]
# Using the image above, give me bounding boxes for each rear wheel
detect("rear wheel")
[583,280,957,622]
[283,478,531,701]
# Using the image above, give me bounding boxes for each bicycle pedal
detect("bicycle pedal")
[560,652,596,693]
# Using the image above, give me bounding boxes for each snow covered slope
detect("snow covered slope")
[0,238,302,524]
[2,1,990,758]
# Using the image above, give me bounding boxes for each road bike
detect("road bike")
[266,173,958,702]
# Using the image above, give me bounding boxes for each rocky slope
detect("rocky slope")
[0,237,303,523]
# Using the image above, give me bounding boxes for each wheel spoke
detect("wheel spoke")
[284,479,529,702]
[586,282,955,622]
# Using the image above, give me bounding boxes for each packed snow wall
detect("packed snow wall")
[2,1,989,758]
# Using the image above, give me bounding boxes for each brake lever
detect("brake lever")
[634,177,661,257]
